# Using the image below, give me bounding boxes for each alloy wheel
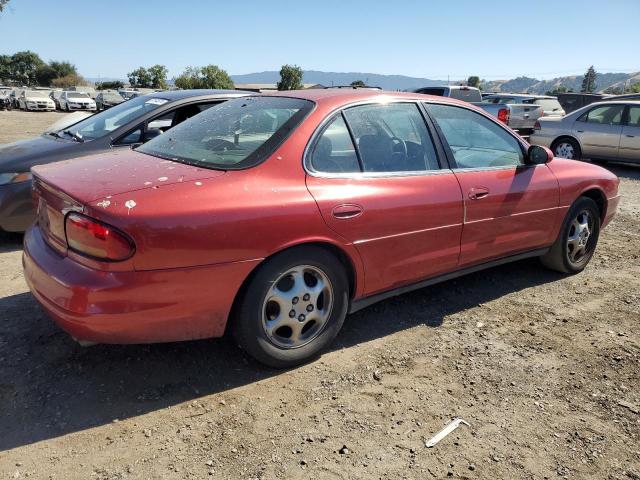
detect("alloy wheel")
[566,210,594,264]
[261,265,334,349]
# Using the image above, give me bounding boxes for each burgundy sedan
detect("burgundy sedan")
[23,90,620,367]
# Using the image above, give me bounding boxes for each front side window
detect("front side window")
[342,103,439,172]
[309,115,360,173]
[138,96,313,170]
[426,104,523,168]
[578,105,624,125]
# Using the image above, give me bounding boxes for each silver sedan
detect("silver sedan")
[529,101,640,163]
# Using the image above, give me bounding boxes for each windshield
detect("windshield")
[102,92,123,101]
[138,96,313,170]
[27,90,49,98]
[58,95,169,141]
[68,92,90,99]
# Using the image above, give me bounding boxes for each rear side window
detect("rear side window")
[578,105,624,125]
[309,115,360,173]
[426,104,523,168]
[343,103,439,172]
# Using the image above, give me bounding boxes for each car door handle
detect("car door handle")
[468,187,490,200]
[626,134,635,138]
[577,130,584,133]
[332,204,363,219]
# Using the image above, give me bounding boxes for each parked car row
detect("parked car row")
[0,87,621,367]
[0,85,160,112]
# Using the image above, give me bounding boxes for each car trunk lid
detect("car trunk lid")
[31,150,226,253]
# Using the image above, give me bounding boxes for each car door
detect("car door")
[305,102,464,296]
[424,103,560,267]
[572,104,624,159]
[618,105,640,163]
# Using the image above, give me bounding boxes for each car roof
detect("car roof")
[261,88,471,108]
[145,89,250,100]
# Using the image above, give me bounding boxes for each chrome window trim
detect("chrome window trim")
[452,163,544,173]
[303,99,446,179]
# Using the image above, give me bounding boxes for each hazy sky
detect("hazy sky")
[1,0,638,80]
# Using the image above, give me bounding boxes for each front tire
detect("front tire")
[552,137,582,160]
[540,197,600,273]
[232,246,349,368]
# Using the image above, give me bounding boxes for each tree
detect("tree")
[467,76,480,88]
[51,74,87,88]
[581,66,597,93]
[148,64,168,89]
[199,65,234,89]
[630,82,640,94]
[173,66,200,89]
[35,64,57,86]
[9,51,45,85]
[277,64,303,91]
[49,61,77,79]
[350,80,366,88]
[0,54,12,83]
[128,67,152,88]
[96,80,124,90]
[173,65,234,90]
[0,0,10,12]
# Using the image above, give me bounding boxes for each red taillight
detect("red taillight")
[534,120,541,131]
[65,213,134,261]
[497,108,510,124]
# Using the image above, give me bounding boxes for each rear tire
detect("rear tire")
[231,246,349,368]
[540,197,600,273]
[552,137,582,160]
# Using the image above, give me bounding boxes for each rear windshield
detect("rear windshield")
[534,98,563,111]
[138,96,314,170]
[416,88,445,96]
[449,88,482,102]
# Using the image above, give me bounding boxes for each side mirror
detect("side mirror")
[142,128,163,142]
[526,144,553,165]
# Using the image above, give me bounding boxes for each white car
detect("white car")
[17,90,56,111]
[58,91,97,112]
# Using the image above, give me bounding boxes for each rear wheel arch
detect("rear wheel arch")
[226,241,358,335]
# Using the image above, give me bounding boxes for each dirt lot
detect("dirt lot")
[0,110,638,480]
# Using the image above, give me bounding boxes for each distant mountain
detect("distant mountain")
[230,70,442,91]
[481,72,640,94]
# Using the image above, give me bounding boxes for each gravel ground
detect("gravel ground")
[0,110,639,480]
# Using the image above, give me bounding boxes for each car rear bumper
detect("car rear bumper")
[0,181,35,232]
[23,224,261,344]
